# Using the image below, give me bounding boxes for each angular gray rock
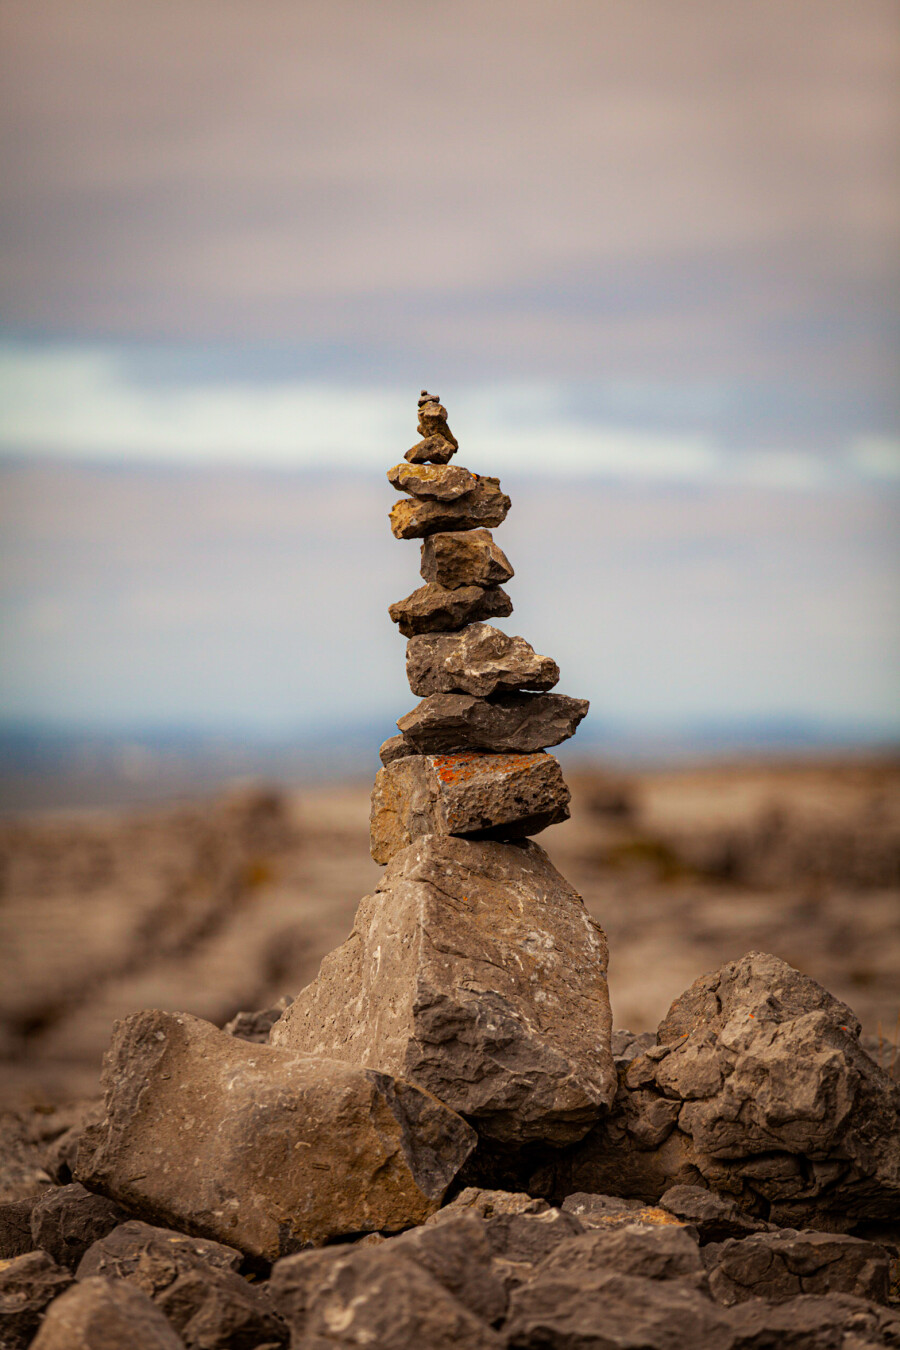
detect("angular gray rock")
[75,1009,476,1261]
[378,733,419,766]
[369,752,571,863]
[29,1183,126,1270]
[388,462,478,499]
[536,1222,706,1286]
[659,1185,772,1243]
[555,952,900,1229]
[389,582,513,637]
[397,691,589,754]
[479,1208,586,1292]
[406,624,559,697]
[405,433,457,465]
[30,1276,185,1350]
[386,1215,509,1325]
[390,479,511,539]
[271,833,615,1145]
[702,1228,890,1306]
[421,529,514,590]
[0,1250,74,1350]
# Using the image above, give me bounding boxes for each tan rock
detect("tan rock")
[397,691,589,753]
[405,433,457,465]
[420,529,514,590]
[389,479,510,539]
[389,582,512,637]
[369,751,570,863]
[416,397,458,449]
[388,463,478,500]
[30,1277,184,1350]
[272,833,615,1144]
[75,1010,476,1261]
[407,624,558,697]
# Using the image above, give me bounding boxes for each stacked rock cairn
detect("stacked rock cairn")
[371,389,589,862]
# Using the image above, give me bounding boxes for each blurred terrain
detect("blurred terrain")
[1,755,898,1114]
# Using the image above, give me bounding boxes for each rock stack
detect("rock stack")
[371,390,589,864]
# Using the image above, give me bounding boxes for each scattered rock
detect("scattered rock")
[75,1009,476,1261]
[389,581,513,636]
[702,1228,891,1306]
[378,733,419,766]
[536,1222,706,1285]
[77,1221,241,1277]
[369,751,571,862]
[406,624,559,697]
[426,1188,551,1225]
[481,1208,585,1291]
[562,1192,696,1237]
[0,1196,40,1260]
[272,833,615,1145]
[420,529,514,590]
[660,1184,772,1242]
[397,691,590,754]
[29,1183,126,1270]
[0,1249,74,1350]
[223,996,293,1044]
[727,1292,900,1349]
[30,1275,185,1350]
[388,462,478,499]
[386,1214,508,1324]
[389,480,510,539]
[405,433,457,465]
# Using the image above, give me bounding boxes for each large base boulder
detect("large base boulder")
[75,1010,475,1262]
[271,834,615,1145]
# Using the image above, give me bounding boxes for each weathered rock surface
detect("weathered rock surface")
[75,1009,476,1261]
[659,1184,772,1243]
[272,833,615,1145]
[416,395,459,449]
[397,691,590,754]
[386,1215,509,1324]
[426,1188,551,1226]
[555,952,900,1229]
[480,1209,586,1292]
[30,1275,185,1350]
[389,480,510,539]
[29,1184,126,1271]
[0,1196,39,1260]
[223,995,293,1044]
[369,752,571,862]
[378,733,418,766]
[0,1250,74,1350]
[702,1228,891,1306]
[389,582,512,636]
[405,433,457,465]
[77,1220,285,1349]
[537,1222,706,1286]
[388,462,478,499]
[407,624,559,698]
[421,529,514,590]
[562,1192,697,1237]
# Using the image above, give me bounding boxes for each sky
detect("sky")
[0,1,898,741]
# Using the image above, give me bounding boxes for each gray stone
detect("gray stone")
[536,1222,706,1285]
[397,691,589,754]
[75,1010,476,1261]
[77,1221,242,1278]
[421,530,514,590]
[702,1228,891,1306]
[389,582,512,637]
[0,1196,40,1260]
[30,1276,185,1350]
[388,462,477,499]
[378,734,419,766]
[272,833,615,1145]
[406,624,559,697]
[386,1215,508,1325]
[30,1184,126,1271]
[369,752,571,863]
[481,1208,586,1291]
[0,1250,74,1350]
[389,479,510,539]
[723,1293,900,1348]
[405,433,457,465]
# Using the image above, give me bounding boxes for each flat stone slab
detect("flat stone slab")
[271,833,615,1145]
[420,529,514,590]
[75,1010,476,1261]
[390,479,510,539]
[388,463,478,500]
[407,624,560,697]
[397,691,589,753]
[389,583,513,637]
[369,751,570,863]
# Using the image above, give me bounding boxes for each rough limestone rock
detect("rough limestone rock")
[378,733,419,766]
[29,1183,126,1270]
[0,1197,40,1260]
[397,691,590,754]
[369,752,571,863]
[421,529,514,590]
[389,480,510,539]
[555,952,900,1229]
[0,1250,74,1350]
[75,1010,476,1261]
[388,462,478,499]
[271,833,615,1145]
[407,624,559,697]
[30,1275,185,1350]
[77,1220,285,1349]
[405,433,457,465]
[389,582,512,637]
[701,1228,891,1306]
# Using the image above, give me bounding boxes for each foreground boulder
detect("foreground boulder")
[397,691,589,753]
[75,1010,476,1261]
[406,624,559,698]
[389,581,513,636]
[701,1228,891,1306]
[369,751,571,862]
[420,529,514,589]
[30,1276,185,1350]
[0,1250,74,1350]
[555,952,900,1229]
[271,834,615,1144]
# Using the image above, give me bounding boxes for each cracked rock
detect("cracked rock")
[406,624,559,698]
[397,691,589,754]
[389,479,511,539]
[389,582,513,637]
[420,529,514,590]
[388,462,478,499]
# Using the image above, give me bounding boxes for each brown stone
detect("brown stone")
[378,734,419,767]
[389,479,510,539]
[369,751,570,862]
[272,833,615,1145]
[407,624,559,697]
[74,1010,476,1262]
[0,1250,74,1350]
[389,583,512,637]
[397,692,589,754]
[417,397,458,448]
[702,1228,891,1306]
[388,462,478,500]
[405,433,457,465]
[0,1197,40,1260]
[30,1276,185,1350]
[29,1183,126,1270]
[420,529,514,590]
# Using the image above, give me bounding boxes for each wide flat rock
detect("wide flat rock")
[390,480,510,539]
[421,529,514,590]
[272,834,614,1144]
[369,751,571,862]
[74,1010,475,1261]
[397,691,589,753]
[388,463,478,500]
[389,583,512,637]
[407,624,559,697]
